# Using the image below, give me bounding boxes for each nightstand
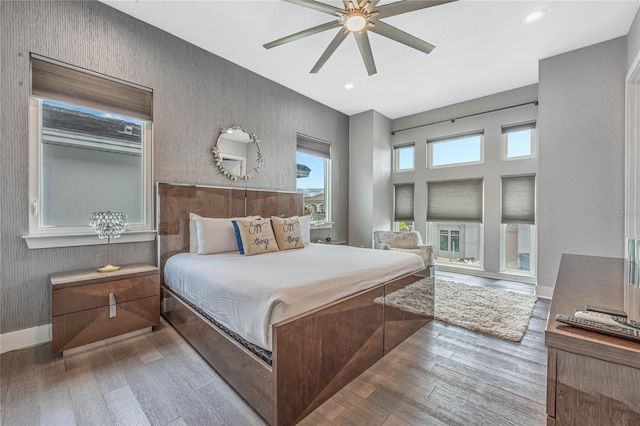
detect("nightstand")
[50,264,160,353]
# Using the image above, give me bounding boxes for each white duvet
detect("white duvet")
[164,244,424,351]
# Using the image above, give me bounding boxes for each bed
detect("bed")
[158,183,433,425]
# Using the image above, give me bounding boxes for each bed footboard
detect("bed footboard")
[162,268,432,426]
[272,268,432,425]
[161,288,274,421]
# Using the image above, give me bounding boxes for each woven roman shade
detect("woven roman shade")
[31,56,153,121]
[296,134,331,158]
[427,179,483,223]
[502,175,536,224]
[394,183,415,222]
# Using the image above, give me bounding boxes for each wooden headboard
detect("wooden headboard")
[157,182,303,280]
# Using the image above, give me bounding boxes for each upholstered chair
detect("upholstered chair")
[373,231,435,277]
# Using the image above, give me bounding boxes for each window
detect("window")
[26,56,154,248]
[502,122,536,160]
[429,222,483,267]
[296,134,331,224]
[428,132,484,168]
[502,224,535,274]
[394,143,414,172]
[394,183,415,231]
[427,179,484,268]
[501,175,536,275]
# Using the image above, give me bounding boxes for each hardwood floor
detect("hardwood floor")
[0,281,549,426]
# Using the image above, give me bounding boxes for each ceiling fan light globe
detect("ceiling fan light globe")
[346,13,367,32]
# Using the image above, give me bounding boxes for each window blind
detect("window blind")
[394,142,415,149]
[296,134,331,158]
[31,56,153,121]
[427,179,483,223]
[427,130,484,144]
[502,175,536,224]
[394,183,415,222]
[502,121,536,134]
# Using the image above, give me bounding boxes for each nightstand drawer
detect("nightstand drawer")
[52,295,160,353]
[52,274,159,316]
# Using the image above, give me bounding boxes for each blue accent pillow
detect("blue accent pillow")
[231,220,245,255]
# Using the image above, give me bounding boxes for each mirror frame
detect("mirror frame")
[212,125,262,181]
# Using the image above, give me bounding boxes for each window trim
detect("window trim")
[501,122,537,161]
[499,223,537,277]
[427,131,485,169]
[394,143,415,172]
[25,98,155,249]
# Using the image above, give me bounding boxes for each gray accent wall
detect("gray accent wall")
[0,1,348,334]
[537,37,626,293]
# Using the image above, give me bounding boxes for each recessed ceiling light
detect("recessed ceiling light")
[525,9,546,23]
[344,83,354,90]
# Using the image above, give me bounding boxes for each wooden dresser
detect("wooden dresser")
[545,254,640,425]
[51,264,160,353]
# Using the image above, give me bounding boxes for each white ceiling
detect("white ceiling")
[102,0,639,119]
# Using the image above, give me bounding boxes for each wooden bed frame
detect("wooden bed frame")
[157,182,433,425]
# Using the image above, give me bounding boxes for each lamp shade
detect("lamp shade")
[89,211,128,239]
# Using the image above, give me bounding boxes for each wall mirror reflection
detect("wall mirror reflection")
[213,125,262,181]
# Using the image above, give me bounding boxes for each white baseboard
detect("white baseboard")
[0,324,51,354]
[535,285,554,300]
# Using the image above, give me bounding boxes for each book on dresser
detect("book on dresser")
[50,263,160,353]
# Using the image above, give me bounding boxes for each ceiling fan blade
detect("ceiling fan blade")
[359,0,380,12]
[369,20,435,54]
[375,0,456,19]
[354,31,377,76]
[284,0,343,16]
[311,28,349,73]
[263,21,341,49]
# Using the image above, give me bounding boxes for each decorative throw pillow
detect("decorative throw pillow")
[271,216,305,250]
[232,218,280,256]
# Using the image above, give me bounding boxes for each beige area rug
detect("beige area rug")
[383,278,537,342]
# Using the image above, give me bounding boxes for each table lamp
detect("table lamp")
[89,211,128,273]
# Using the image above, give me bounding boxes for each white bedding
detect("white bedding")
[164,244,424,351]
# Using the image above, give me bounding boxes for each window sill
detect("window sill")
[23,230,157,249]
[311,222,334,230]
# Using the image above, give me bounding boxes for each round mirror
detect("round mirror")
[212,125,262,181]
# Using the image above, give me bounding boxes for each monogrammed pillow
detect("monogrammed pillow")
[271,216,305,250]
[232,218,279,256]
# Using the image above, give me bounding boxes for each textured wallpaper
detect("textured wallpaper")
[0,1,349,333]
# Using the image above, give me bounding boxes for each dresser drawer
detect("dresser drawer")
[52,295,160,353]
[52,274,159,316]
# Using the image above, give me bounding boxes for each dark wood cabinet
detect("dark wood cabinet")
[545,255,640,425]
[51,264,160,353]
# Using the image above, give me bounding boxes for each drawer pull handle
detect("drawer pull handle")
[109,292,116,318]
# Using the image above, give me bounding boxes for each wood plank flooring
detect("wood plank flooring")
[0,276,549,426]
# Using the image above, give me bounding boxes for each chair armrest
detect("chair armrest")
[418,245,434,267]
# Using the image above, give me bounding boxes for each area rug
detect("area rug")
[382,278,537,342]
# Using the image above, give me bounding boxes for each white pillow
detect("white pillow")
[299,215,311,245]
[190,213,261,255]
[189,213,200,253]
[196,217,239,254]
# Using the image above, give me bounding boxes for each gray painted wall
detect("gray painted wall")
[0,1,348,334]
[390,85,538,278]
[348,110,393,248]
[628,9,640,71]
[537,37,626,293]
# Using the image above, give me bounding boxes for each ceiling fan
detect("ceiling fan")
[263,0,456,76]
